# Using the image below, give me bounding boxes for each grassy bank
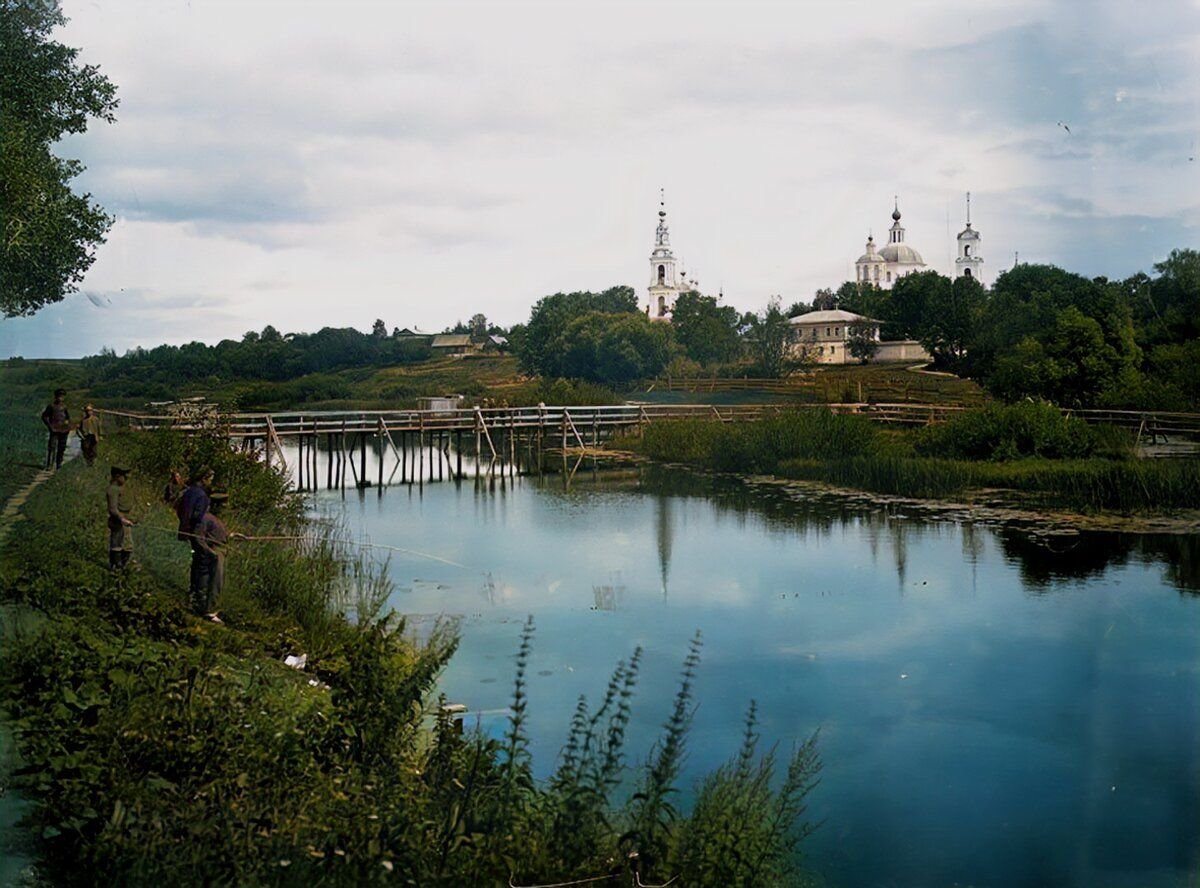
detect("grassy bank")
[623,405,1200,513]
[1,355,623,414]
[0,429,821,886]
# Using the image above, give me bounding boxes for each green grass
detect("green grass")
[621,407,1200,514]
[0,429,823,886]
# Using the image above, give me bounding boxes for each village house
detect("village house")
[787,309,930,365]
[430,333,474,355]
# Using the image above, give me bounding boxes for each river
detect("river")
[309,460,1200,888]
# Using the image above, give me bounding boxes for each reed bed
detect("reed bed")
[634,406,1199,513]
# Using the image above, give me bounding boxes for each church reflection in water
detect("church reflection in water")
[636,464,1199,596]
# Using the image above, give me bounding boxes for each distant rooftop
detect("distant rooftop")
[431,334,472,348]
[788,309,875,325]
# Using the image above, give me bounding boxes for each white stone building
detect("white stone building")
[788,309,874,364]
[788,308,931,365]
[644,194,700,321]
[954,192,984,284]
[855,200,926,289]
[855,194,984,289]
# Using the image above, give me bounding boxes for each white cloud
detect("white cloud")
[4,0,1197,357]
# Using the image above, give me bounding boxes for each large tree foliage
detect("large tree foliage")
[746,298,797,378]
[917,274,986,373]
[514,286,640,378]
[1136,248,1200,346]
[1,0,118,316]
[669,291,741,366]
[557,311,675,384]
[79,324,431,399]
[967,264,1140,407]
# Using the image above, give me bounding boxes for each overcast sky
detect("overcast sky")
[4,0,1199,358]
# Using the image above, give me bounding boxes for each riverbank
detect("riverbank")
[612,405,1200,518]
[0,429,823,886]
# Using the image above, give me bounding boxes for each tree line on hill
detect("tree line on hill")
[509,249,1200,410]
[27,249,1199,410]
[74,324,432,399]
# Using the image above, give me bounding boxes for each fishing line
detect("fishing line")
[137,523,472,569]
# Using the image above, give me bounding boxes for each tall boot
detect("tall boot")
[109,550,121,570]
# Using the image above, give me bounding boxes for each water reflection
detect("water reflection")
[320,463,1200,888]
[632,464,1200,595]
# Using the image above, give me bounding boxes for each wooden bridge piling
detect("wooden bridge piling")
[99,401,1200,495]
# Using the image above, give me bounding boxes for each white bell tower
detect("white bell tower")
[646,190,682,321]
[955,192,984,284]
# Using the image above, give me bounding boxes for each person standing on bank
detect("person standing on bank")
[192,492,229,622]
[177,467,214,606]
[77,405,101,466]
[107,466,135,570]
[162,469,184,507]
[40,388,71,470]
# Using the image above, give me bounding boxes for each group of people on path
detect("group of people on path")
[106,464,232,622]
[42,388,233,623]
[40,388,101,469]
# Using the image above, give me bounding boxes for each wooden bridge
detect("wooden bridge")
[99,401,1200,490]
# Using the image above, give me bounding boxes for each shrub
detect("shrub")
[915,402,1098,461]
[642,410,880,474]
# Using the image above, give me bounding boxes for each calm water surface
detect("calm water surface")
[312,465,1200,888]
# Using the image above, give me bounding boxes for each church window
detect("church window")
[657,295,665,314]
[886,271,892,282]
[964,268,972,277]
[658,265,665,284]
[964,244,971,256]
[873,266,880,281]
[836,327,841,336]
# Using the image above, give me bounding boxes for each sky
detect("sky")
[3,0,1199,358]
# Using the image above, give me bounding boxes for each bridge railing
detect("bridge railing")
[96,402,1200,439]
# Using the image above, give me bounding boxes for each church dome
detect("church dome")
[878,242,925,264]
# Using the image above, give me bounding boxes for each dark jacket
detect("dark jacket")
[176,485,210,543]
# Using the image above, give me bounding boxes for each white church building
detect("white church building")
[855,194,984,288]
[644,194,705,321]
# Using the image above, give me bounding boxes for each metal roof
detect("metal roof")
[788,309,874,325]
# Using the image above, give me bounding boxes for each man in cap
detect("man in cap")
[177,467,214,605]
[40,388,71,470]
[77,404,102,466]
[106,466,135,570]
[192,492,230,622]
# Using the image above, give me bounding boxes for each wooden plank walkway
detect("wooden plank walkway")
[91,401,1200,492]
[95,401,1200,441]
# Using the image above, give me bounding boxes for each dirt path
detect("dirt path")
[0,466,55,551]
[0,465,59,885]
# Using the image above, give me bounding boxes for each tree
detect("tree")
[920,275,985,372]
[811,288,837,311]
[469,313,489,343]
[1,0,118,316]
[887,270,947,341]
[846,321,879,364]
[969,264,1140,406]
[371,318,387,338]
[558,311,675,385]
[669,291,741,366]
[515,286,639,378]
[1145,248,1200,344]
[835,280,885,322]
[746,298,796,378]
